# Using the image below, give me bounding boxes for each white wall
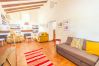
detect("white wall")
[7,9,38,25]
[0,4,7,24]
[7,9,39,32]
[29,10,38,25]
[8,12,21,24]
[2,0,99,42]
[0,4,2,24]
[38,0,99,42]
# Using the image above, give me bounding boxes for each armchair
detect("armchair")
[36,32,49,42]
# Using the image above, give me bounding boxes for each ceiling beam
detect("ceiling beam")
[6,7,40,13]
[2,1,47,8]
[0,0,19,2]
[1,0,47,5]
[5,4,43,11]
[4,3,43,9]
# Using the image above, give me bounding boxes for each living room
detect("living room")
[0,0,99,66]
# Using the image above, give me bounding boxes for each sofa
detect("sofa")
[6,33,24,44]
[56,37,99,66]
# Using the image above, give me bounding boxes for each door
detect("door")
[48,21,56,41]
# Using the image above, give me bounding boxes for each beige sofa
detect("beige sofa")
[6,34,24,44]
[56,37,99,66]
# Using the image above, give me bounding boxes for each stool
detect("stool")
[26,36,32,42]
[55,39,61,45]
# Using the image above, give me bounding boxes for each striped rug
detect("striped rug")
[24,48,54,66]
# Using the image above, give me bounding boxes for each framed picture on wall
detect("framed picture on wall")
[63,20,69,31]
[32,25,39,33]
[1,14,7,25]
[58,22,62,28]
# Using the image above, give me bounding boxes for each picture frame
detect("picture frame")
[1,14,7,25]
[58,22,62,28]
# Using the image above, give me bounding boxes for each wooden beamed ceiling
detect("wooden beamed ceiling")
[2,1,47,7]
[0,0,19,2]
[1,0,47,13]
[5,4,43,11]
[6,7,40,13]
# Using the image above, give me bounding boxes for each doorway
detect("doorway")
[48,21,56,41]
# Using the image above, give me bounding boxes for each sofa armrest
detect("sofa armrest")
[95,59,99,66]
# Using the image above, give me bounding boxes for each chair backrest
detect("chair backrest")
[24,33,31,38]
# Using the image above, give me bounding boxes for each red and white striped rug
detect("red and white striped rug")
[24,48,54,66]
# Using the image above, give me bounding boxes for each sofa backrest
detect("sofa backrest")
[66,37,87,50]
[82,39,86,50]
[66,37,73,45]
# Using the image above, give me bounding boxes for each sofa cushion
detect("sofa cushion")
[82,39,86,50]
[66,37,73,45]
[86,40,99,56]
[71,38,84,50]
[56,44,99,66]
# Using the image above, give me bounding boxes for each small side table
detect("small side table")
[26,36,32,43]
[0,38,5,46]
[55,39,61,45]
